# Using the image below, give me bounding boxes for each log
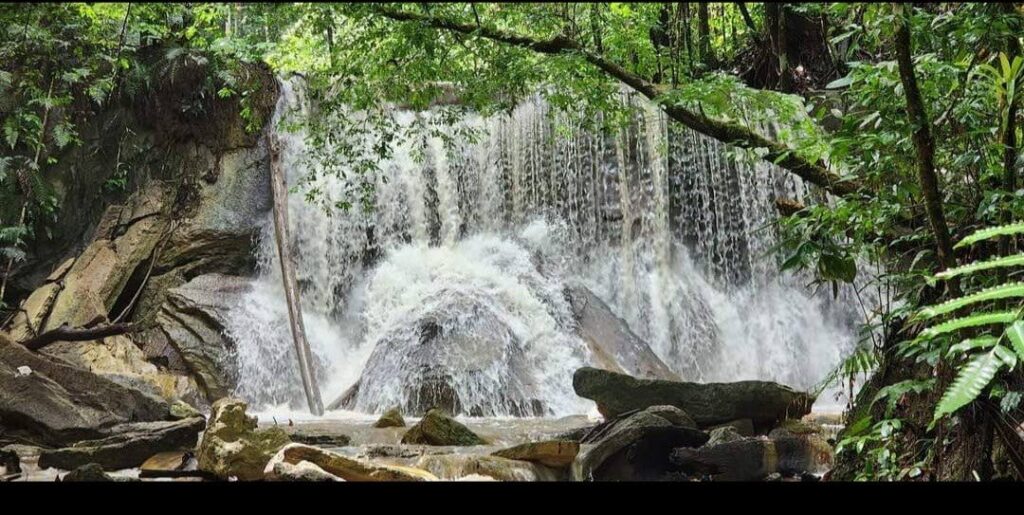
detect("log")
[267,133,324,416]
[19,322,136,351]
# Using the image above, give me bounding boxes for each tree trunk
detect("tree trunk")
[894,4,957,272]
[698,3,713,66]
[268,134,324,416]
[1000,2,1021,261]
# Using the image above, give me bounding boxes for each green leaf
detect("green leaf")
[935,350,1004,419]
[919,310,1018,339]
[933,253,1024,282]
[947,336,999,357]
[915,283,1024,320]
[954,222,1024,249]
[1006,321,1024,363]
[825,76,853,89]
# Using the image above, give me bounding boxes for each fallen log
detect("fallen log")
[18,322,136,351]
[268,133,324,416]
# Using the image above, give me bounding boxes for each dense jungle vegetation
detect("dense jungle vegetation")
[2,2,1024,481]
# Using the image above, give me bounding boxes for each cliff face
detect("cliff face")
[3,48,280,410]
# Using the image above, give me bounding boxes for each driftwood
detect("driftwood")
[18,322,136,351]
[268,133,324,416]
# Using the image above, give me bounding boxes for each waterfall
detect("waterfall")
[225,78,868,416]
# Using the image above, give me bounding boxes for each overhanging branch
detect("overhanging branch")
[366,6,860,197]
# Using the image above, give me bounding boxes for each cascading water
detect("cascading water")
[226,77,869,417]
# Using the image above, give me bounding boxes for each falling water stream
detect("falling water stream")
[225,78,869,421]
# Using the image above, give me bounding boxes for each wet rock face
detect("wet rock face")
[564,283,678,381]
[334,296,546,417]
[153,274,250,402]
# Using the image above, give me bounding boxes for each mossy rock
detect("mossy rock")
[400,409,487,446]
[373,407,406,428]
[196,398,292,480]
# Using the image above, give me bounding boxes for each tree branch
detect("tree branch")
[19,322,136,351]
[366,6,859,197]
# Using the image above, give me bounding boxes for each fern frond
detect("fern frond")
[918,310,1017,339]
[915,283,1024,320]
[934,350,1004,419]
[955,222,1024,249]
[993,345,1018,368]
[932,253,1024,282]
[947,336,999,357]
[1005,320,1024,364]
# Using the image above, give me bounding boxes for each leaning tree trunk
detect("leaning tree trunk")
[268,134,324,416]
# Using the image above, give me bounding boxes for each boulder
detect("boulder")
[330,295,546,417]
[670,437,778,481]
[373,407,406,428]
[196,398,291,480]
[265,458,343,482]
[705,426,745,447]
[571,405,708,481]
[401,409,488,446]
[61,463,119,482]
[564,284,678,381]
[40,335,204,408]
[492,440,580,468]
[572,367,814,429]
[768,420,833,475]
[139,451,206,479]
[416,454,562,481]
[0,334,172,447]
[708,418,756,437]
[274,443,436,481]
[151,274,250,401]
[38,416,205,471]
[263,446,343,481]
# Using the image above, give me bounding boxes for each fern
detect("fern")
[915,282,1024,320]
[917,310,1017,339]
[946,336,999,357]
[954,222,1024,249]
[1005,321,1024,363]
[934,350,1003,419]
[932,253,1024,282]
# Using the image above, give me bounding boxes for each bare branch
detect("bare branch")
[19,322,137,351]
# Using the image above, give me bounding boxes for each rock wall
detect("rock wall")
[1,47,279,412]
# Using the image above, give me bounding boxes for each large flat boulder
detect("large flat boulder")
[571,405,708,481]
[0,334,172,447]
[572,367,814,430]
[37,417,205,470]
